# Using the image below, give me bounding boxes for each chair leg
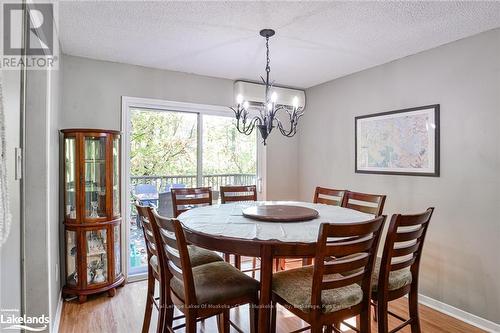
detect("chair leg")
[325,325,333,333]
[216,309,230,333]
[409,289,421,333]
[310,323,323,333]
[185,314,197,333]
[279,258,286,271]
[270,300,277,333]
[156,292,165,333]
[141,273,155,333]
[224,253,231,263]
[372,301,378,322]
[161,285,174,332]
[333,320,342,331]
[250,303,259,333]
[377,299,389,333]
[359,303,371,333]
[251,257,257,278]
[234,255,241,270]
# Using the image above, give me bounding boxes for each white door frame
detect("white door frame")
[120,96,266,280]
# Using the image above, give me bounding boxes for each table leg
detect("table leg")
[258,245,273,333]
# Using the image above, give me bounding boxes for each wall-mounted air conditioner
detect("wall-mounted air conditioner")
[234,81,306,110]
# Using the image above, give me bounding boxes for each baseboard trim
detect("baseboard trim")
[52,290,63,333]
[418,294,500,332]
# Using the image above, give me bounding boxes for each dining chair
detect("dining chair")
[135,202,223,333]
[371,208,434,333]
[270,216,386,333]
[342,191,387,216]
[220,185,259,276]
[153,211,260,333]
[171,187,212,218]
[314,187,346,206]
[220,185,257,204]
[277,186,348,271]
[277,186,346,269]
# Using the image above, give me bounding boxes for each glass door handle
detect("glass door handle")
[257,177,263,193]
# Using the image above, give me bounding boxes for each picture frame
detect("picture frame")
[355,104,440,177]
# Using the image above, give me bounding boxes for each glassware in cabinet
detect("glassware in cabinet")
[84,136,107,219]
[86,229,108,285]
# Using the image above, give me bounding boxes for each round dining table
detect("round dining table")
[178,201,374,332]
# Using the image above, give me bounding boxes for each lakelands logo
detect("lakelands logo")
[2,3,58,70]
[0,313,49,331]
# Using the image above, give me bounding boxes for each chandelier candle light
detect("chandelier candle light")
[230,29,304,145]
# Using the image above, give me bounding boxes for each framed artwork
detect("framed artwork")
[355,104,440,177]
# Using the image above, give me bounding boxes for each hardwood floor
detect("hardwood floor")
[59,279,485,333]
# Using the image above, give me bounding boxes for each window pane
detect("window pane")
[202,115,257,191]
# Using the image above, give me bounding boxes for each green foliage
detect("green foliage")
[130,109,256,177]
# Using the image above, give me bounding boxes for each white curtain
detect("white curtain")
[0,72,11,247]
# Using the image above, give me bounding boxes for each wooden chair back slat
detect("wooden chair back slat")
[321,270,365,290]
[324,237,375,257]
[309,216,386,315]
[395,228,425,242]
[342,191,386,216]
[390,257,416,271]
[323,253,369,275]
[153,211,197,305]
[159,229,179,250]
[168,260,185,281]
[313,187,346,207]
[392,242,421,257]
[171,187,213,218]
[378,208,434,295]
[220,185,257,204]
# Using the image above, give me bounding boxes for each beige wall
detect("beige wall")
[299,28,500,324]
[61,54,299,199]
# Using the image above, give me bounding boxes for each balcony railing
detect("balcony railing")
[130,173,257,192]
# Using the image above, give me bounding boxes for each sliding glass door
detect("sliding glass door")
[126,106,258,276]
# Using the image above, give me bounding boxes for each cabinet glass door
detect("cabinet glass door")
[86,229,108,285]
[112,136,120,217]
[114,225,121,277]
[66,230,78,286]
[84,136,107,220]
[65,137,77,220]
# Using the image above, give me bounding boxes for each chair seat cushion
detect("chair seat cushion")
[150,246,223,275]
[372,257,412,293]
[170,261,259,305]
[187,245,224,267]
[272,266,363,313]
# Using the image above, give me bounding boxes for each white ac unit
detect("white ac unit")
[234,81,306,109]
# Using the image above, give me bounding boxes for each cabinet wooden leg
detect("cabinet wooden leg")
[78,295,87,303]
[108,288,116,297]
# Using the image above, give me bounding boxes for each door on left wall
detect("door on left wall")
[0,64,23,330]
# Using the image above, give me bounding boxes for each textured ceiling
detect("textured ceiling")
[58,1,500,88]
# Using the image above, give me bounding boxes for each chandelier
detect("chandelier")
[230,29,304,145]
